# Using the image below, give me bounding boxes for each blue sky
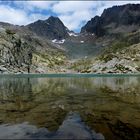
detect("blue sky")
[0,1,140,32]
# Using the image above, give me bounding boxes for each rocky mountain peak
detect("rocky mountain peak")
[27,16,69,40]
[47,16,60,22]
[81,4,140,36]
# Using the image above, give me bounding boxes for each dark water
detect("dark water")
[0,75,140,139]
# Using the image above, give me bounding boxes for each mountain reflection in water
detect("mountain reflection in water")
[0,112,104,139]
[0,75,140,139]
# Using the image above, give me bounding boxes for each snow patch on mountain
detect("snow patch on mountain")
[52,39,65,44]
[68,32,78,37]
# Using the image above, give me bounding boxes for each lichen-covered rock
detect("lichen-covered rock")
[0,29,33,73]
[0,66,8,73]
[92,43,140,73]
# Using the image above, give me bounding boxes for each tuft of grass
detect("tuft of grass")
[33,51,66,68]
[69,58,92,72]
[98,31,140,62]
[6,29,16,35]
[115,64,130,72]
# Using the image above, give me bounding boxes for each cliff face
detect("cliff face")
[0,26,67,74]
[27,16,69,39]
[81,4,140,36]
[0,28,33,73]
[81,16,104,36]
[78,4,140,74]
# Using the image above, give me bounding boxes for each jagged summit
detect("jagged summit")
[81,4,140,36]
[27,16,69,39]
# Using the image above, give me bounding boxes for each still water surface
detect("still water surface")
[0,74,140,139]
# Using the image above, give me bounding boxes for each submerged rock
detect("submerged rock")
[0,66,8,73]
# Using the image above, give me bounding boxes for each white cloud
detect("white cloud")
[52,1,96,31]
[0,5,48,25]
[94,1,140,16]
[14,1,57,11]
[52,1,95,14]
[0,1,140,31]
[28,13,48,24]
[52,1,140,31]
[59,10,94,31]
[0,5,28,25]
[26,1,56,10]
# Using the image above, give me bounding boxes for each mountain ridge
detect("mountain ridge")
[27,16,69,40]
[81,4,140,36]
[0,3,140,73]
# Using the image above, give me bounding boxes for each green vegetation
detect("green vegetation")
[110,31,140,52]
[6,29,16,35]
[33,51,66,68]
[99,31,140,62]
[69,58,92,72]
[99,53,116,62]
[115,64,129,72]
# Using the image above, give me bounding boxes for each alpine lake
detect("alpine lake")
[0,74,140,139]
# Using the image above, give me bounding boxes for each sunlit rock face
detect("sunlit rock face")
[0,26,67,74]
[0,28,33,73]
